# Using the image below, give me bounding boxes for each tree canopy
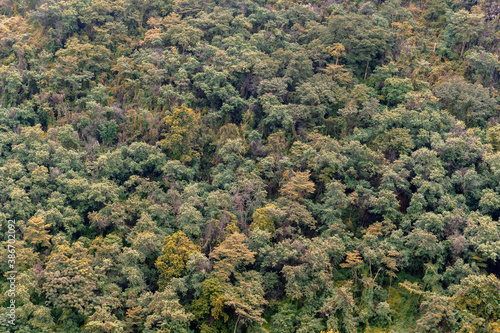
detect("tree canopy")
[0,0,499,332]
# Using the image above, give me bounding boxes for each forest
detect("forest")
[0,0,499,331]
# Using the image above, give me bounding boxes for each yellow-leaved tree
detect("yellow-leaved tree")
[155,230,200,290]
[158,104,201,163]
[250,204,281,234]
[280,170,315,203]
[24,216,52,247]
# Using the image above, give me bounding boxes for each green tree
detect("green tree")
[139,287,195,332]
[434,76,496,127]
[444,9,485,57]
[321,282,358,333]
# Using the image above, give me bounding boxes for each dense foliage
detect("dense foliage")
[0,0,499,331]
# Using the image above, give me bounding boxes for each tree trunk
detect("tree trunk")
[234,314,241,333]
[372,267,382,284]
[388,276,392,300]
[460,41,466,57]
[364,60,370,80]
